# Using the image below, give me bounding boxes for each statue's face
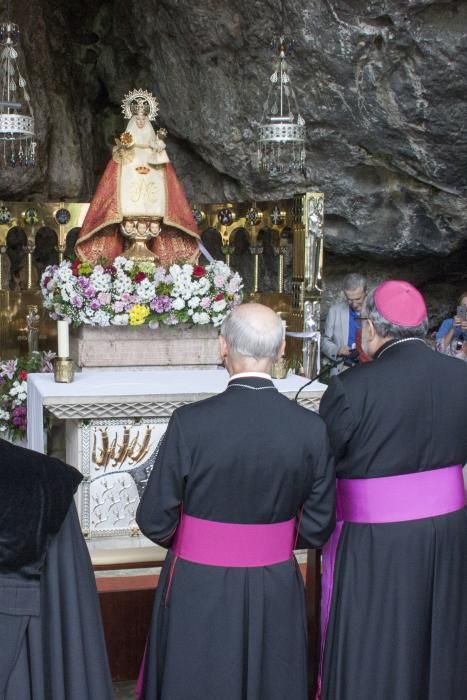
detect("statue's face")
[135,114,146,128]
[137,221,148,235]
[124,220,135,234]
[149,221,161,235]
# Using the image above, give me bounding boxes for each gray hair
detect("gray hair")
[343,273,367,292]
[220,310,284,360]
[363,287,428,339]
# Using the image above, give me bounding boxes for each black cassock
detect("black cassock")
[319,339,467,700]
[136,375,335,700]
[0,439,113,700]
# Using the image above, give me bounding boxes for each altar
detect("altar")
[27,367,326,566]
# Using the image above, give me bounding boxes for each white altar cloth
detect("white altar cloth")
[27,368,327,453]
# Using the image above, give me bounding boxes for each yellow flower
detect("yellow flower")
[128,304,150,326]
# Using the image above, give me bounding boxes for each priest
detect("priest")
[318,280,467,700]
[0,438,113,699]
[136,303,336,700]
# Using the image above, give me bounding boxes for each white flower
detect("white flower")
[196,277,210,295]
[172,297,186,311]
[212,299,227,312]
[92,310,111,326]
[193,311,210,325]
[188,296,201,308]
[135,278,156,303]
[111,313,129,325]
[9,380,27,397]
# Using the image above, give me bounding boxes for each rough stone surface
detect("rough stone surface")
[0,1,465,306]
[70,325,221,367]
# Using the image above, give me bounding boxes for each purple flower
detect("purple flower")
[78,276,90,289]
[150,296,172,313]
[84,286,96,299]
[12,406,26,416]
[113,301,125,313]
[90,299,101,311]
[41,351,56,373]
[72,295,83,308]
[0,359,17,380]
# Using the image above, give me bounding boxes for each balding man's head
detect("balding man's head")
[220,303,284,361]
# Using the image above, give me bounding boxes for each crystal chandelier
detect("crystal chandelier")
[257,36,306,175]
[0,12,36,168]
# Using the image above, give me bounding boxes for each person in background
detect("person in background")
[136,303,335,700]
[318,280,467,700]
[436,291,467,362]
[321,273,369,374]
[0,438,113,700]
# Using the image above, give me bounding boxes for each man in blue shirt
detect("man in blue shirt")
[322,273,367,374]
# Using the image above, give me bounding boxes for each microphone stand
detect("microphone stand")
[294,356,345,402]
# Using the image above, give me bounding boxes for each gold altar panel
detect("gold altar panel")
[0,194,324,367]
[0,201,89,247]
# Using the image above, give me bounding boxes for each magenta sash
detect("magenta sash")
[338,465,465,523]
[316,464,465,700]
[172,513,296,567]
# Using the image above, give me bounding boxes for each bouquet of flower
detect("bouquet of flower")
[40,258,243,328]
[0,351,55,442]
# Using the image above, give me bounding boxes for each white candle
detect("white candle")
[57,320,69,358]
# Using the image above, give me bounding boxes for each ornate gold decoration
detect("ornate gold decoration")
[121,217,161,262]
[92,425,154,472]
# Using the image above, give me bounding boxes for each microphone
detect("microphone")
[294,356,345,402]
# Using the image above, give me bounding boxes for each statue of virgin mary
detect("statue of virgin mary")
[75,89,200,266]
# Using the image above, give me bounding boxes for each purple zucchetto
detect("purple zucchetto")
[374,280,427,327]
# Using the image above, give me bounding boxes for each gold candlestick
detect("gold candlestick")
[0,244,5,290]
[25,240,35,289]
[53,357,74,383]
[274,244,287,293]
[249,244,263,293]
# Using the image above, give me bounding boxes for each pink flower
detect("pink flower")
[200,297,211,309]
[97,292,111,305]
[214,275,226,288]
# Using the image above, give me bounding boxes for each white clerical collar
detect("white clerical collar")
[229,371,272,381]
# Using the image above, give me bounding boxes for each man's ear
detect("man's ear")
[219,335,228,359]
[366,319,376,340]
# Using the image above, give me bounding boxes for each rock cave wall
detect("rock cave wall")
[0,0,465,322]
